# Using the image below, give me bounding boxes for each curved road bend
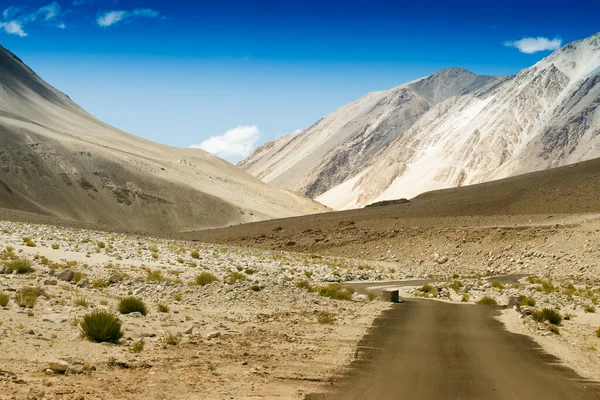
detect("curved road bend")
[307,295,599,399]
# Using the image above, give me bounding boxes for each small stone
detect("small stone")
[206,331,221,339]
[48,360,69,373]
[108,274,123,284]
[65,364,85,375]
[127,312,144,318]
[42,314,69,324]
[77,278,89,288]
[56,269,75,282]
[43,279,58,286]
[183,326,194,335]
[435,256,449,264]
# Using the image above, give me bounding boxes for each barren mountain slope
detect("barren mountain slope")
[0,45,326,232]
[239,68,497,198]
[320,32,600,208]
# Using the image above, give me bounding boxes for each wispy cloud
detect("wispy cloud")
[504,36,562,54]
[97,8,161,27]
[190,125,261,160]
[0,2,64,37]
[0,20,26,37]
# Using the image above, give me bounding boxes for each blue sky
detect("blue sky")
[2,0,600,162]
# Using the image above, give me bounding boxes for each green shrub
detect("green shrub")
[156,303,170,313]
[245,268,255,275]
[51,244,60,250]
[151,252,159,259]
[6,257,32,274]
[147,270,165,281]
[225,271,246,283]
[448,280,463,291]
[318,284,354,301]
[191,250,200,259]
[518,295,536,307]
[176,257,184,264]
[163,332,182,345]
[490,281,504,290]
[0,292,9,307]
[75,297,89,308]
[418,284,439,297]
[118,297,148,316]
[130,339,145,353]
[476,296,497,305]
[296,280,311,290]
[461,293,471,303]
[532,308,562,325]
[195,272,219,286]
[251,285,262,292]
[80,310,123,343]
[595,327,600,338]
[15,287,47,308]
[584,305,596,313]
[367,292,378,301]
[317,312,335,324]
[97,241,106,249]
[547,324,560,335]
[92,279,108,288]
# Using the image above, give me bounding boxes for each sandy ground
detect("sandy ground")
[0,220,389,399]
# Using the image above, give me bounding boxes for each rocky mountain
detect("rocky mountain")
[0,45,326,232]
[239,68,498,198]
[241,32,600,209]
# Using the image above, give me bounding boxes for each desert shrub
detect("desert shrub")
[538,280,556,294]
[156,303,170,313]
[151,252,159,259]
[174,293,182,301]
[130,339,145,353]
[73,272,87,283]
[304,270,313,278]
[251,285,262,292]
[490,281,504,290]
[92,279,108,288]
[0,292,9,307]
[6,257,32,274]
[75,297,89,308]
[476,296,497,305]
[584,305,596,313]
[15,287,47,308]
[163,332,182,345]
[418,284,439,297]
[448,280,463,291]
[195,272,219,286]
[191,250,200,259]
[461,293,471,302]
[296,280,311,290]
[79,310,123,343]
[518,295,536,307]
[318,284,354,301]
[563,313,575,321]
[147,270,165,281]
[367,292,378,301]
[51,244,60,250]
[595,327,600,338]
[176,257,184,264]
[245,268,255,275]
[118,297,148,316]
[547,324,560,335]
[22,237,36,247]
[317,312,335,324]
[532,308,562,325]
[97,241,106,249]
[225,271,246,283]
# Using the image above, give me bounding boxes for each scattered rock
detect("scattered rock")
[206,331,221,339]
[56,269,75,282]
[43,279,58,286]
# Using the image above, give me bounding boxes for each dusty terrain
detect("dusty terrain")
[0,220,391,399]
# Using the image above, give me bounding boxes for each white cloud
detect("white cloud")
[190,125,261,159]
[2,6,23,19]
[97,8,161,27]
[504,36,562,54]
[36,2,61,21]
[0,21,27,37]
[0,2,64,37]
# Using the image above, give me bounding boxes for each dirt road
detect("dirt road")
[306,299,600,400]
